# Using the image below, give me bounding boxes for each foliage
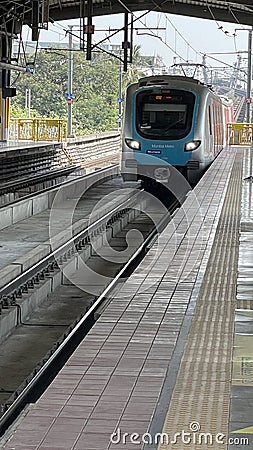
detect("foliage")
[11,49,120,134]
[122,45,145,91]
[10,103,27,118]
[10,45,150,135]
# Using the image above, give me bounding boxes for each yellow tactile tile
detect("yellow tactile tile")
[158,151,243,450]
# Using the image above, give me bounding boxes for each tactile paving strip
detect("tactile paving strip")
[158,151,243,450]
[228,148,253,448]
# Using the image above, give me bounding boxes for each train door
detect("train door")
[207,101,214,159]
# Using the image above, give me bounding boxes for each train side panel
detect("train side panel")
[186,92,227,183]
[121,83,138,181]
[186,90,212,183]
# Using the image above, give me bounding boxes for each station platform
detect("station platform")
[1,145,253,450]
[0,141,60,157]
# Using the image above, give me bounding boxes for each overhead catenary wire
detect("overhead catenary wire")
[164,14,201,60]
[51,9,189,63]
[33,0,213,67]
[14,0,249,76]
[46,0,190,63]
[202,52,248,76]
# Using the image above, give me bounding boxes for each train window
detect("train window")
[136,89,195,140]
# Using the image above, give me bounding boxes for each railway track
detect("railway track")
[0,165,81,207]
[0,134,120,208]
[0,180,181,438]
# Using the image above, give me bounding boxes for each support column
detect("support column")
[0,23,17,142]
[0,67,3,141]
[123,12,129,72]
[86,0,93,60]
[246,27,252,124]
[0,35,10,141]
[67,25,73,137]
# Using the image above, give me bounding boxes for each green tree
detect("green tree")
[11,49,67,119]
[10,44,156,135]
[72,53,119,133]
[11,49,120,134]
[10,103,26,118]
[122,45,146,91]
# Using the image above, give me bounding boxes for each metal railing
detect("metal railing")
[10,119,252,146]
[9,118,67,142]
[227,123,253,145]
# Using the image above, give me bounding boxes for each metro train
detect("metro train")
[121,75,234,185]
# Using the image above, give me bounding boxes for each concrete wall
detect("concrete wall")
[0,165,119,232]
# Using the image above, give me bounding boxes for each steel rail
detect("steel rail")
[0,165,79,195]
[0,163,119,208]
[0,183,138,301]
[0,195,175,438]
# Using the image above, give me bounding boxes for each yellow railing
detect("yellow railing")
[227,123,253,145]
[9,119,252,145]
[9,118,67,142]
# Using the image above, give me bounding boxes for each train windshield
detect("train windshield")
[136,89,195,140]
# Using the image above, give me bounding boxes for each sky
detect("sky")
[25,10,250,73]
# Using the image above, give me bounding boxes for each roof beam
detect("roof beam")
[46,2,253,27]
[1,1,253,30]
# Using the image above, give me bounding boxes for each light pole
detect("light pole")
[25,88,31,118]
[118,55,123,130]
[246,27,252,123]
[67,25,73,137]
[235,27,252,123]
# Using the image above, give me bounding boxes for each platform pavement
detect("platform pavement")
[1,145,252,450]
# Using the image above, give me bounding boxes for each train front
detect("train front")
[121,80,200,186]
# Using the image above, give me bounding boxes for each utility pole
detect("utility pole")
[118,56,123,130]
[67,25,73,137]
[25,88,31,118]
[246,27,252,123]
[235,27,252,123]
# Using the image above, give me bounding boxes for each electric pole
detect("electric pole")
[246,27,252,123]
[67,25,73,137]
[25,88,31,118]
[118,56,123,130]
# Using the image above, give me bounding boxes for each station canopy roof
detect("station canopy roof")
[0,1,253,29]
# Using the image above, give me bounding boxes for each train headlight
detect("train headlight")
[184,140,201,151]
[125,139,141,150]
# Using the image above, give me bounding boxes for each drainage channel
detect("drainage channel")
[0,190,179,438]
